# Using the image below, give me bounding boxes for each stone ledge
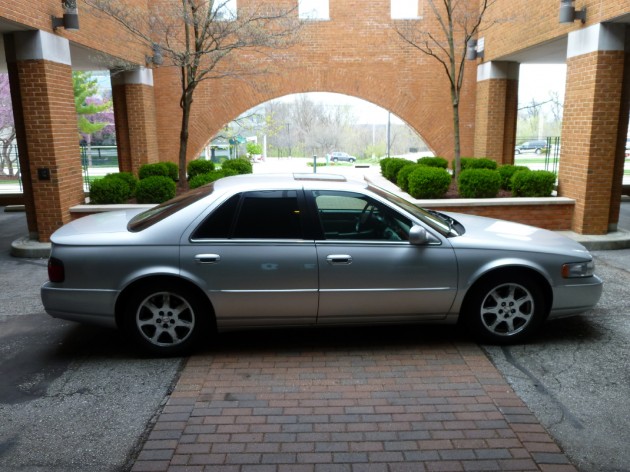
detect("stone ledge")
[417,196,575,208]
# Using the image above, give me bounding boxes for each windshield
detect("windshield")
[127,183,216,232]
[369,184,461,236]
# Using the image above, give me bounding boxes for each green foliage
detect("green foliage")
[407,166,452,199]
[379,157,394,176]
[246,142,263,155]
[138,162,171,180]
[458,169,501,198]
[396,164,422,193]
[187,160,216,180]
[135,176,177,203]
[511,170,557,197]
[458,157,498,171]
[384,158,413,182]
[89,177,131,204]
[163,161,179,181]
[498,165,530,190]
[72,71,111,136]
[103,172,137,197]
[189,170,226,189]
[417,156,448,169]
[221,158,253,175]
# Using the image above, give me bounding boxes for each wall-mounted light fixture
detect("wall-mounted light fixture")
[559,0,586,24]
[146,44,164,66]
[52,0,80,31]
[466,38,484,60]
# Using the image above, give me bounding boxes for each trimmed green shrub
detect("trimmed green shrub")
[189,170,226,189]
[457,157,498,171]
[103,172,137,198]
[379,157,394,176]
[384,158,413,182]
[221,158,253,175]
[498,165,530,190]
[458,169,501,198]
[163,161,179,181]
[407,166,452,199]
[417,156,448,169]
[511,170,557,197]
[138,162,170,180]
[89,177,131,204]
[187,160,216,180]
[135,176,177,203]
[396,164,422,193]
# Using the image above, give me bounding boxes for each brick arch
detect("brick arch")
[153,6,477,164]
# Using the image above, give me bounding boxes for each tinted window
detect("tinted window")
[192,193,240,239]
[234,190,304,239]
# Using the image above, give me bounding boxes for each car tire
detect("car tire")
[349,158,355,163]
[331,157,338,162]
[464,274,546,344]
[535,148,542,154]
[515,149,521,154]
[123,282,209,356]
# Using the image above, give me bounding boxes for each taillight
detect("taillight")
[48,257,65,283]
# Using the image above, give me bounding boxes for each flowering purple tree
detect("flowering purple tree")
[0,74,16,177]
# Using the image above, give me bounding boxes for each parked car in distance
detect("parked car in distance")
[330,151,356,163]
[515,140,548,154]
[41,173,602,356]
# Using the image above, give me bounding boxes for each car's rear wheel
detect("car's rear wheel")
[331,157,338,162]
[465,274,546,344]
[123,282,208,356]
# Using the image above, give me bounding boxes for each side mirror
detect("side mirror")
[409,225,429,245]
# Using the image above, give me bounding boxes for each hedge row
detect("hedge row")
[380,157,556,199]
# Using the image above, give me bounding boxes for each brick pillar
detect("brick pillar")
[474,62,519,165]
[558,24,626,235]
[5,31,84,243]
[111,69,159,176]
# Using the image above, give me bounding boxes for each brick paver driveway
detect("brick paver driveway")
[132,326,575,472]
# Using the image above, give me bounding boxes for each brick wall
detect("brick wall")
[558,50,625,234]
[153,0,478,164]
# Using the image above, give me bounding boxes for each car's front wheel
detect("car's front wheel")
[464,274,546,344]
[123,282,209,356]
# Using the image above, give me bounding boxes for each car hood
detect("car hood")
[443,212,591,258]
[50,209,145,244]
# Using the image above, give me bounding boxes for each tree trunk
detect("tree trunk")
[178,92,192,188]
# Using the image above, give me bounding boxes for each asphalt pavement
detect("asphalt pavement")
[1,193,630,471]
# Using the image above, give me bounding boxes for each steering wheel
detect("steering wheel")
[356,204,375,232]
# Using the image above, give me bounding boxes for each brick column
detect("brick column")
[5,31,84,242]
[474,61,519,165]
[111,69,159,175]
[558,24,626,235]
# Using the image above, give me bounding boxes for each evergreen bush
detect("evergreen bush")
[498,165,530,190]
[189,170,229,189]
[457,157,498,171]
[89,177,131,204]
[407,166,452,199]
[138,162,170,180]
[221,158,253,175]
[187,160,216,180]
[103,172,137,198]
[135,176,177,203]
[417,156,448,169]
[384,158,413,182]
[396,163,422,193]
[163,161,179,181]
[511,170,557,197]
[458,169,501,198]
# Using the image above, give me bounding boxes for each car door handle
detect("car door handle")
[326,254,352,265]
[195,254,221,264]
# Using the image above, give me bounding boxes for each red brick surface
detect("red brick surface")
[132,341,576,471]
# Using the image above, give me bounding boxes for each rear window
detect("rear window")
[127,183,216,232]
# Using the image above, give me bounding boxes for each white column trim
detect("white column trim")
[111,68,154,87]
[477,61,520,82]
[567,23,625,58]
[14,30,71,66]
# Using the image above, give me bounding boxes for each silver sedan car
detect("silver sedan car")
[41,173,602,355]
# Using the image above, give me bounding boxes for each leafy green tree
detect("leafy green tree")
[73,71,113,165]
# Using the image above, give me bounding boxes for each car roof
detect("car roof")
[212,172,369,192]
